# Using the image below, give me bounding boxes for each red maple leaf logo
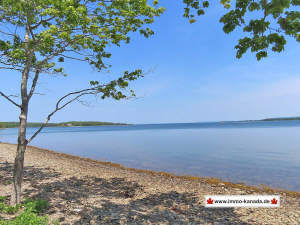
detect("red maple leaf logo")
[271,198,278,204]
[207,198,213,204]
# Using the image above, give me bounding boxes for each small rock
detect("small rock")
[214,222,225,225]
[73,208,81,212]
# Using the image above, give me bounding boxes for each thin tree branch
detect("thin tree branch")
[28,69,40,100]
[28,25,36,42]
[0,91,21,108]
[0,66,22,71]
[27,88,99,144]
[0,29,17,37]
[54,88,97,109]
[31,92,45,96]
[58,54,87,62]
[31,16,56,29]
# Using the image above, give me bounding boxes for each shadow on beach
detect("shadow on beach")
[0,161,61,186]
[0,162,251,225]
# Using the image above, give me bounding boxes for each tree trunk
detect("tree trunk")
[10,22,31,206]
[11,106,28,205]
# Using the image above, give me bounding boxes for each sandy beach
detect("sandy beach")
[0,142,299,224]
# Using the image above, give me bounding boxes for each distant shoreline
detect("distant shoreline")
[221,117,300,123]
[260,117,300,121]
[1,117,300,129]
[0,121,129,129]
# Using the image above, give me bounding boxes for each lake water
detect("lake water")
[1,121,300,191]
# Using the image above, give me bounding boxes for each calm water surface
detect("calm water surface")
[1,121,300,191]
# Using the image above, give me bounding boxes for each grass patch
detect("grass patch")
[0,197,7,203]
[0,203,21,214]
[0,197,58,225]
[0,212,48,225]
[23,199,49,214]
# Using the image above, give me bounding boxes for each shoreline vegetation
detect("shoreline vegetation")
[222,116,300,123]
[240,116,300,122]
[261,116,300,121]
[0,121,128,129]
[0,143,299,224]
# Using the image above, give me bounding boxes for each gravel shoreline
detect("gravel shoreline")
[0,143,299,224]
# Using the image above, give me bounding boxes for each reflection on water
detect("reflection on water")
[1,121,300,191]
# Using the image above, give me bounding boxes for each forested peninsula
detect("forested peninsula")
[235,117,300,123]
[261,117,300,121]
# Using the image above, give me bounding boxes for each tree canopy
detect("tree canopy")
[183,0,299,60]
[0,0,164,102]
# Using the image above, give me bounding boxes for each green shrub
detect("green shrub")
[0,203,21,214]
[0,211,48,225]
[0,197,7,203]
[52,219,60,225]
[0,202,5,212]
[23,199,49,214]
[0,198,60,225]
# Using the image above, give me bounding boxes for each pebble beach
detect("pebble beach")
[0,143,299,224]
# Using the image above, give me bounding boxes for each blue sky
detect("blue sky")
[1,1,300,124]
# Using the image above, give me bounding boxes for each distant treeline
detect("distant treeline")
[262,117,300,121]
[0,121,128,128]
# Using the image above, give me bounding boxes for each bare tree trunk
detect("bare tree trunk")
[11,105,28,205]
[10,70,29,205]
[10,27,30,205]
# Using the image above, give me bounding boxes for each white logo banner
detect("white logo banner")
[205,195,280,208]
